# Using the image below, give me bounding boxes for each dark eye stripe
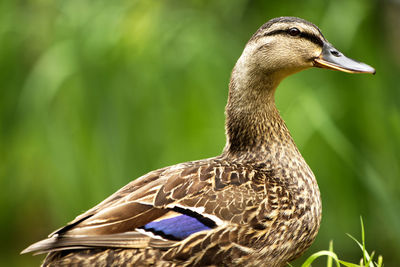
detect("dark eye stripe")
[264,29,324,47]
[299,32,324,46]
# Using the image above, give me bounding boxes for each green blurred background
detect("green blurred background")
[2,0,399,266]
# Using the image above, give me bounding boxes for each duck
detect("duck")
[22,16,375,267]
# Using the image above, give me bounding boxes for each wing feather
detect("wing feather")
[22,159,272,256]
[22,232,176,255]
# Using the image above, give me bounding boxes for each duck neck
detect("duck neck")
[222,60,296,160]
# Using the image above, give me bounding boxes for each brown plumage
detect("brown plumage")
[22,17,375,266]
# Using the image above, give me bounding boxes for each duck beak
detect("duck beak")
[314,42,375,74]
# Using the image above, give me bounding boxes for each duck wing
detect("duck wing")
[22,158,272,255]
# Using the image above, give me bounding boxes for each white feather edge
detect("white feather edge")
[135,228,170,241]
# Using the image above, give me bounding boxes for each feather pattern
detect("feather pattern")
[21,16,374,266]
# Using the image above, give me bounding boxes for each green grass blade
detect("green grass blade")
[346,233,374,267]
[300,218,383,267]
[377,255,383,267]
[338,259,362,267]
[360,217,367,266]
[301,251,341,267]
[366,251,375,267]
[327,240,334,267]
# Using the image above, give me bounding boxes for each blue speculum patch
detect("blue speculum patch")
[143,214,212,240]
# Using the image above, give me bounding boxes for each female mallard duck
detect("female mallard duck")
[22,17,375,266]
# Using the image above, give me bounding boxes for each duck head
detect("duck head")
[232,17,375,91]
[225,17,375,154]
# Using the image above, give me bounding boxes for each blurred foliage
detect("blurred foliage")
[1,0,399,266]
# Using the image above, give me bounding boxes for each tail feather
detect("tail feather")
[21,231,177,255]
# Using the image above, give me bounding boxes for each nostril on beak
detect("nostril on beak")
[330,50,340,57]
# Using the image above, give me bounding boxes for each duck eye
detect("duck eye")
[288,27,300,36]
